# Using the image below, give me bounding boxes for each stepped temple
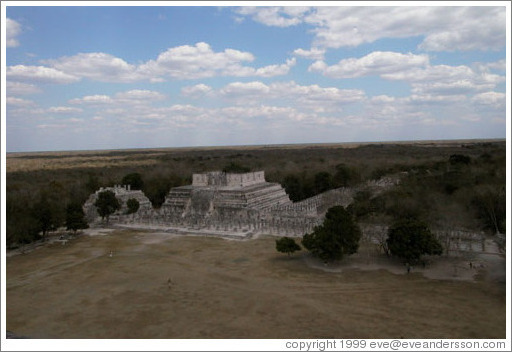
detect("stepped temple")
[83,171,354,238]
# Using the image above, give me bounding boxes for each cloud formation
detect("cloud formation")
[236,6,505,52]
[309,51,429,78]
[6,18,22,47]
[7,65,80,84]
[8,42,296,85]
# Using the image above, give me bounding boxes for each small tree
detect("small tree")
[122,173,144,190]
[65,203,89,233]
[94,190,120,223]
[32,194,60,240]
[276,237,301,257]
[314,171,334,194]
[386,219,443,263]
[302,206,362,262]
[126,198,140,214]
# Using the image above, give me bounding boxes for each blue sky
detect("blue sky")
[3,3,508,152]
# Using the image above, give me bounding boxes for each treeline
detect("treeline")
[280,163,360,201]
[6,142,506,248]
[6,171,188,249]
[347,150,506,235]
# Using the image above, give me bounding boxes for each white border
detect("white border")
[1,1,510,351]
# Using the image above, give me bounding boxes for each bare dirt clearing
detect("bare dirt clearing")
[6,230,505,339]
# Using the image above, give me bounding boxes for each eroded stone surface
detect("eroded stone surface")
[83,171,353,237]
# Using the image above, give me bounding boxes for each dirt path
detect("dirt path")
[6,230,506,339]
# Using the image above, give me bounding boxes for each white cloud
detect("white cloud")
[6,81,41,95]
[314,7,505,52]
[7,65,80,84]
[218,80,365,110]
[69,90,165,108]
[181,84,213,97]
[6,97,35,106]
[220,81,270,97]
[371,95,396,103]
[7,18,22,47]
[471,92,505,108]
[310,51,429,79]
[139,42,293,80]
[293,48,325,60]
[48,106,83,114]
[411,80,493,96]
[44,53,142,83]
[235,6,505,52]
[234,7,311,27]
[114,89,166,102]
[37,42,294,83]
[484,59,506,71]
[408,94,467,104]
[385,64,504,96]
[312,51,504,100]
[69,95,114,105]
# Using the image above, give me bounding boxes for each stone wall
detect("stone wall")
[192,171,266,187]
[83,185,152,223]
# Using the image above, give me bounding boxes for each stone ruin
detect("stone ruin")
[83,171,354,238]
[83,184,153,222]
[81,170,499,258]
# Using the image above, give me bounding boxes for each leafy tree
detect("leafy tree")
[6,194,40,248]
[449,154,471,166]
[386,219,442,263]
[472,186,506,234]
[333,163,359,187]
[85,173,101,193]
[302,206,361,262]
[94,190,120,223]
[122,172,144,190]
[65,203,89,233]
[282,175,304,202]
[275,237,301,256]
[347,189,375,219]
[33,194,60,239]
[126,198,140,214]
[314,171,334,193]
[143,174,183,208]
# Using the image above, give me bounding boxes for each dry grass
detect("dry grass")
[6,230,505,339]
[7,139,501,173]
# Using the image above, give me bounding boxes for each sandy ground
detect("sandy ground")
[6,229,506,339]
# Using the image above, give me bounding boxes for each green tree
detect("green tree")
[94,190,120,223]
[85,173,101,193]
[302,206,361,262]
[314,171,334,193]
[126,198,140,214]
[275,237,301,256]
[449,154,471,166]
[6,194,40,248]
[33,194,60,240]
[386,219,443,263]
[122,172,144,190]
[65,203,89,233]
[333,163,359,187]
[472,186,506,234]
[143,174,183,208]
[282,175,304,202]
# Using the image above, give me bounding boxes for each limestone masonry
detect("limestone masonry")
[83,171,354,238]
[82,171,491,252]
